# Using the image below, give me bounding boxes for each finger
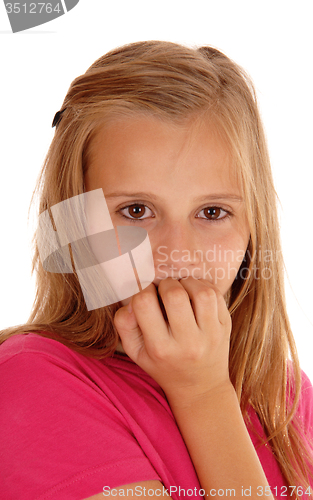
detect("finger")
[201,281,232,328]
[130,283,171,351]
[157,278,199,341]
[215,287,232,329]
[177,277,220,332]
[113,305,144,360]
[182,278,231,325]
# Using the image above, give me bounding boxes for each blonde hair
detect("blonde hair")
[1,41,312,492]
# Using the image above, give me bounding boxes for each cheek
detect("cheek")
[221,233,248,266]
[201,224,249,262]
[200,229,248,287]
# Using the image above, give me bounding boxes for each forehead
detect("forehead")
[85,114,241,198]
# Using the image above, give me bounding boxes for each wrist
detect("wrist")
[165,378,236,411]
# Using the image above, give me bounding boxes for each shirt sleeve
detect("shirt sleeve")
[0,349,161,500]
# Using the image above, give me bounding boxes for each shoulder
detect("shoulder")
[0,331,76,363]
[287,364,313,436]
[0,331,162,409]
[0,332,99,394]
[0,332,126,408]
[0,333,162,499]
[300,370,313,393]
[298,370,313,432]
[0,332,106,411]
[0,331,128,374]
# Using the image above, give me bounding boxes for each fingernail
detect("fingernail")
[127,300,133,314]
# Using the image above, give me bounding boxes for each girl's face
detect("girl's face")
[85,115,250,304]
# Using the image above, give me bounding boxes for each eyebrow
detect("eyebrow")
[104,191,243,203]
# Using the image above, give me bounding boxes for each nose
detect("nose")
[152,221,203,282]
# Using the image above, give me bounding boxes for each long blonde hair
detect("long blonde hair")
[1,41,312,492]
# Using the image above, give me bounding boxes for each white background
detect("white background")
[0,0,312,381]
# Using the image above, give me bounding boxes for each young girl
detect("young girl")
[0,41,312,500]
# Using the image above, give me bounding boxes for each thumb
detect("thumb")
[113,300,144,360]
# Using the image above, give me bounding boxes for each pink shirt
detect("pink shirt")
[0,333,312,500]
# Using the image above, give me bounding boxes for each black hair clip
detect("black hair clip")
[52,108,66,128]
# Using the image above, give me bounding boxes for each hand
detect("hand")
[114,277,232,405]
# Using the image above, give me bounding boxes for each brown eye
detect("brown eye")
[119,204,153,221]
[198,206,229,222]
[127,205,146,218]
[203,207,221,220]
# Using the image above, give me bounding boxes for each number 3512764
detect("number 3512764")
[5,3,61,14]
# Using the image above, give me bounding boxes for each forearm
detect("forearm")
[166,383,274,499]
[115,281,275,498]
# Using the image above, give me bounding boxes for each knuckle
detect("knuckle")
[184,343,204,361]
[149,338,174,361]
[195,287,216,303]
[164,287,188,306]
[133,290,155,309]
[151,343,169,361]
[185,347,199,361]
[113,308,126,328]
[113,310,121,326]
